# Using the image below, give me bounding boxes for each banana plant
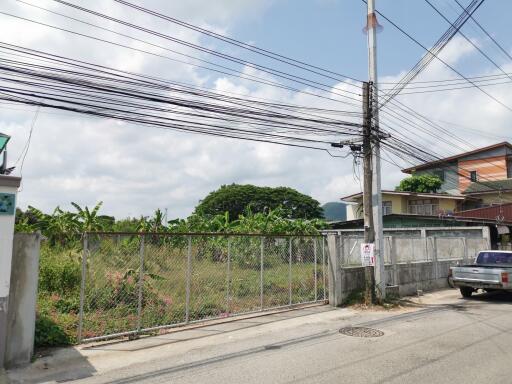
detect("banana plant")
[71,201,106,233]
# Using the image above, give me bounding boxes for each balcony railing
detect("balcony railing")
[408,204,439,216]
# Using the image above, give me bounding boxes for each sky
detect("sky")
[1,0,512,219]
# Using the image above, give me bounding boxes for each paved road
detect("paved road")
[11,290,512,384]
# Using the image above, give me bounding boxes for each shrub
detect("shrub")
[54,295,80,313]
[35,315,72,347]
[87,271,163,311]
[38,247,81,294]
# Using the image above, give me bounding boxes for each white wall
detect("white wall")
[345,203,360,221]
[0,176,20,369]
[0,184,17,299]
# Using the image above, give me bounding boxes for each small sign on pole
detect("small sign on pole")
[360,243,375,267]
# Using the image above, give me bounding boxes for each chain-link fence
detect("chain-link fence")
[77,233,327,343]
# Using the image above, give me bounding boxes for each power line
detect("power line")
[378,0,484,106]
[0,11,366,110]
[106,0,364,84]
[46,1,365,94]
[0,46,365,153]
[0,45,364,120]
[387,79,512,95]
[363,0,512,114]
[12,0,503,163]
[380,71,512,85]
[454,0,512,63]
[424,0,512,83]
[379,75,512,91]
[16,104,40,192]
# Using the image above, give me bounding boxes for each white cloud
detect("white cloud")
[1,2,510,220]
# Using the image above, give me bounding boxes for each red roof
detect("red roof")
[402,141,512,174]
[456,203,512,224]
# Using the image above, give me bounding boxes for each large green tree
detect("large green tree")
[194,184,324,220]
[395,174,443,193]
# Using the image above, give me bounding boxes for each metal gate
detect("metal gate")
[77,233,328,343]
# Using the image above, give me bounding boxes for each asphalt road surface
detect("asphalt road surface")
[11,290,512,384]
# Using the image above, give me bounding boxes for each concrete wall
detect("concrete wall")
[4,233,41,369]
[325,226,491,305]
[0,175,20,370]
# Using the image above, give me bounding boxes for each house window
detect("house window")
[382,201,392,215]
[408,199,439,216]
[433,170,445,181]
[470,170,477,182]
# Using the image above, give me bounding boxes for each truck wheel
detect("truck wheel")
[460,287,473,298]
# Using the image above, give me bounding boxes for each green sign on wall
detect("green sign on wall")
[0,193,15,215]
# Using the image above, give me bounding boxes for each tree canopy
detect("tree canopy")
[194,184,324,220]
[395,174,443,193]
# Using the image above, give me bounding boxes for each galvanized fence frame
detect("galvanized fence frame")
[77,233,328,343]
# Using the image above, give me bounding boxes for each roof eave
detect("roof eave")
[401,141,512,174]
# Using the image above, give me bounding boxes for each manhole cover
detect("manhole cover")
[339,327,384,338]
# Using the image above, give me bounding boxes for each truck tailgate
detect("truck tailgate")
[452,267,502,284]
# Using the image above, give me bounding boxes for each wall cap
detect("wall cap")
[0,175,21,188]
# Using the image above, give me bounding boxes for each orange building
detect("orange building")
[402,142,512,211]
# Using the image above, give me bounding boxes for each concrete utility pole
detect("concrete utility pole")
[366,0,386,300]
[362,82,375,305]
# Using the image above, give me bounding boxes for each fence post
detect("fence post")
[289,237,292,306]
[322,236,326,301]
[410,237,415,263]
[462,237,468,264]
[421,229,428,261]
[226,237,231,315]
[77,233,88,343]
[136,235,145,333]
[482,226,491,249]
[339,235,345,267]
[390,236,399,286]
[260,236,264,310]
[186,236,192,323]
[327,233,342,306]
[432,237,439,282]
[314,238,318,302]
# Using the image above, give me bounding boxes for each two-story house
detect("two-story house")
[343,142,512,222]
[402,141,512,210]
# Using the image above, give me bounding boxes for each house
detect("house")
[341,143,512,219]
[343,190,465,221]
[401,141,512,209]
[337,142,512,247]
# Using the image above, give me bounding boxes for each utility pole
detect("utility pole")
[366,0,386,301]
[362,81,375,305]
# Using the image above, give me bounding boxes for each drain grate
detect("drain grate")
[339,327,384,338]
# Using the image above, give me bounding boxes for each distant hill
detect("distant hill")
[322,202,347,222]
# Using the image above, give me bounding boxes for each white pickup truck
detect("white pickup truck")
[450,250,512,298]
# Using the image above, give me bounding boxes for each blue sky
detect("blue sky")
[228,0,512,81]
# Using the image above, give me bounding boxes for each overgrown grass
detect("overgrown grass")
[36,237,326,346]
